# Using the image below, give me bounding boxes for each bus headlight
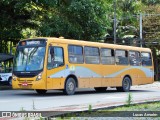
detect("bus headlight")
[36,73,42,81]
[12,74,17,81]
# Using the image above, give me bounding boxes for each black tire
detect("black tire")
[36,89,47,95]
[95,87,107,92]
[63,77,76,95]
[8,77,12,86]
[116,77,131,92]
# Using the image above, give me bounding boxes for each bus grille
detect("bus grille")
[18,79,34,83]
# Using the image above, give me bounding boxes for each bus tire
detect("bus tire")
[116,77,131,92]
[95,87,107,92]
[36,89,47,95]
[63,77,76,95]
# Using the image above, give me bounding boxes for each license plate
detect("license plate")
[22,82,28,86]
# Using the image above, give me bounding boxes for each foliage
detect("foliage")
[0,0,160,53]
[125,93,133,107]
[0,0,39,40]
[142,0,160,5]
[37,0,111,41]
[0,0,54,53]
[104,0,142,45]
[142,4,160,47]
[88,104,92,113]
[47,101,160,118]
[116,0,141,44]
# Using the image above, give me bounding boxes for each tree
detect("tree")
[0,0,51,53]
[142,0,160,5]
[142,4,160,46]
[117,0,141,45]
[105,0,142,45]
[141,1,160,80]
[37,0,111,41]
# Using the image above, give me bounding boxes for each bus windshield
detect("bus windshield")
[13,47,45,72]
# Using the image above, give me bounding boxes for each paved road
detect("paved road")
[0,82,160,111]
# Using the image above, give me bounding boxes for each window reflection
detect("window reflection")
[48,46,64,69]
[14,47,45,71]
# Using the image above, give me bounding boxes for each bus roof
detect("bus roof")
[24,37,151,52]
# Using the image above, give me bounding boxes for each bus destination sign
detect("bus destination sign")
[19,39,46,46]
[26,41,40,45]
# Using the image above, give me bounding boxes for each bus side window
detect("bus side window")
[84,47,100,64]
[115,50,128,65]
[68,45,83,63]
[48,46,64,69]
[141,52,152,66]
[129,51,141,66]
[100,48,115,65]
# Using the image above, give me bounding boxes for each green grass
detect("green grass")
[20,102,160,119]
[111,101,160,111]
[56,101,160,118]
[125,93,133,107]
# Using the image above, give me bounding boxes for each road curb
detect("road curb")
[5,100,160,120]
[39,97,160,117]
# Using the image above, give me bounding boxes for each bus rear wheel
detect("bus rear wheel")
[63,77,76,95]
[95,87,107,92]
[116,77,131,92]
[36,89,47,95]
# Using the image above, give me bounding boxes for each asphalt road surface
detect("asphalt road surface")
[0,82,160,111]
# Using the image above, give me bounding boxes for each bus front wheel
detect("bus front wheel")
[36,89,47,95]
[63,77,76,95]
[116,77,131,92]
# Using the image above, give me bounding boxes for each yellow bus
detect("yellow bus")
[12,37,154,95]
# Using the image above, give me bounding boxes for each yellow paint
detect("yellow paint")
[12,37,154,91]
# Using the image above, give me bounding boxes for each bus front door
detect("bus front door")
[46,43,66,89]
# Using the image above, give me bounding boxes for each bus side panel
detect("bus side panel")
[78,78,90,88]
[70,64,102,88]
[141,66,154,85]
[102,65,117,87]
[85,64,102,88]
[102,65,130,87]
[89,78,101,88]
[46,74,64,89]
[114,66,130,87]
[61,64,91,89]
[46,67,65,89]
[129,66,154,86]
[129,68,140,85]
